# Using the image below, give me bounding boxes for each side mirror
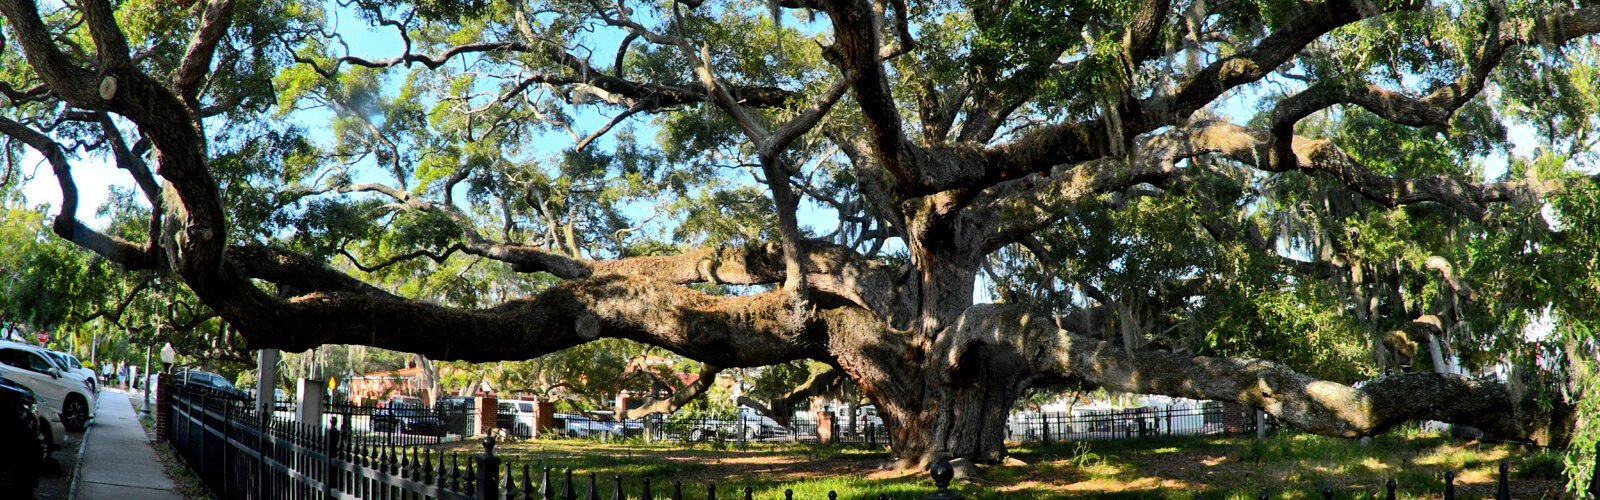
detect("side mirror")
[49,368,62,379]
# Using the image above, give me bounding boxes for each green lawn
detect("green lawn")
[429,430,1568,499]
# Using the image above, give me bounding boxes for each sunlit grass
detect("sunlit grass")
[422,432,1565,499]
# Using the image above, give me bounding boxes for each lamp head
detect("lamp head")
[159,343,176,364]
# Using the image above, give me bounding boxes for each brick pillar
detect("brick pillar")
[534,401,556,438]
[155,372,173,441]
[1222,401,1247,434]
[817,411,836,444]
[473,396,497,436]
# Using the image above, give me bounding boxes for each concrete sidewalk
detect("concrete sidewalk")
[72,390,184,500]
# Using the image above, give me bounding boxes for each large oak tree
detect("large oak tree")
[3,0,1599,469]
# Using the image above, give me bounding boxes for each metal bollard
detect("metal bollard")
[1385,478,1396,500]
[1444,471,1455,500]
[1322,485,1333,500]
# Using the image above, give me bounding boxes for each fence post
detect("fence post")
[924,459,963,499]
[1041,414,1051,446]
[476,436,500,499]
[1496,460,1510,500]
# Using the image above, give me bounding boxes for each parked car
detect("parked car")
[436,396,474,436]
[584,410,645,437]
[554,413,623,439]
[41,350,95,394]
[384,396,424,407]
[175,369,249,400]
[0,374,48,496]
[372,403,446,437]
[852,404,883,434]
[733,407,787,439]
[0,341,96,431]
[682,407,788,442]
[497,401,537,438]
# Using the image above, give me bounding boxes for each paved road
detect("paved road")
[30,414,81,500]
[72,390,182,500]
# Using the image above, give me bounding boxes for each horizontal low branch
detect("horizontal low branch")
[224,246,868,366]
[943,304,1561,443]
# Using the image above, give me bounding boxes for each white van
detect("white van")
[0,342,96,431]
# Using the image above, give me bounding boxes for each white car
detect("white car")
[497,401,537,438]
[0,342,96,431]
[41,350,96,394]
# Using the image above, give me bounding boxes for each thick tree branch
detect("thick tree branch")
[623,363,723,419]
[965,119,1599,253]
[0,115,162,269]
[1267,5,1600,171]
[957,0,1424,200]
[1148,0,1425,124]
[78,0,133,70]
[946,304,1564,443]
[736,367,846,427]
[0,0,105,107]
[226,271,861,367]
[1122,0,1172,67]
[339,244,467,273]
[172,0,237,105]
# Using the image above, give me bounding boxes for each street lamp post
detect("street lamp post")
[160,343,176,373]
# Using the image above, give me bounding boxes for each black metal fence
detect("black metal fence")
[492,412,892,448]
[324,401,476,447]
[164,382,958,499]
[496,405,1263,449]
[168,383,1576,500]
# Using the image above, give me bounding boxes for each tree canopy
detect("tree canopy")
[2,0,1598,490]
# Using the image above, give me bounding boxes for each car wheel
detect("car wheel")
[63,396,89,432]
[36,419,54,456]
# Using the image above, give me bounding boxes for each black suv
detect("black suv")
[175,369,250,400]
[0,374,45,497]
[373,403,447,437]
